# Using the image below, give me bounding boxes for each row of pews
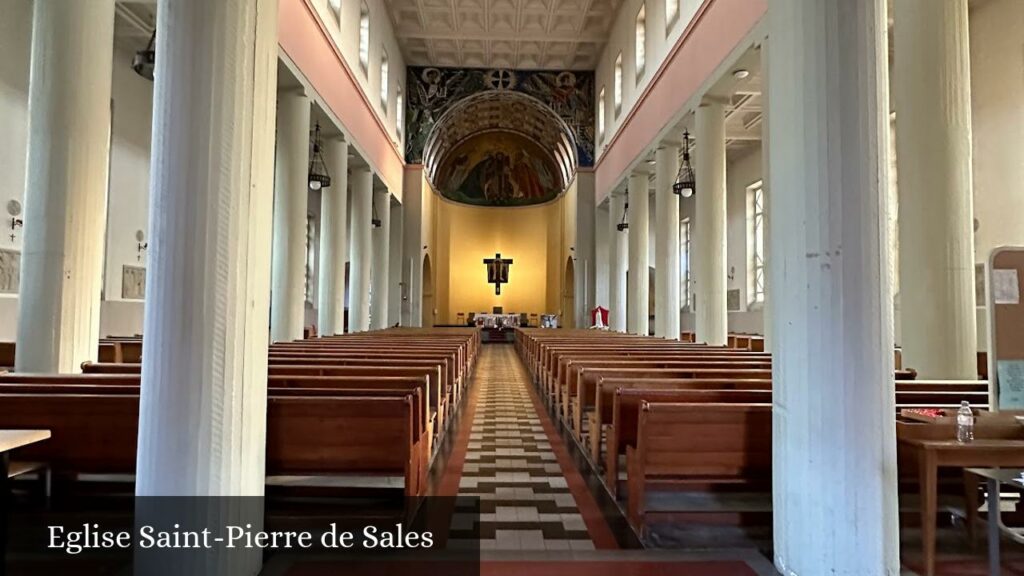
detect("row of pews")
[0,328,479,498]
[514,328,990,537]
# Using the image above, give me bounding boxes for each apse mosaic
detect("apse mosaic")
[434,132,562,207]
[405,67,596,167]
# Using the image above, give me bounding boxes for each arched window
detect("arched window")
[665,0,679,31]
[358,2,370,72]
[681,217,692,311]
[396,88,404,138]
[635,3,646,80]
[597,86,606,142]
[747,181,766,305]
[380,49,389,111]
[305,213,316,305]
[613,52,623,116]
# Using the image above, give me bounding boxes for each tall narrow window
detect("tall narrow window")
[747,181,766,305]
[396,88,404,138]
[358,2,370,71]
[380,49,389,111]
[305,213,316,304]
[613,52,623,116]
[681,218,692,311]
[635,3,646,80]
[665,0,678,30]
[597,86,606,142]
[329,0,342,22]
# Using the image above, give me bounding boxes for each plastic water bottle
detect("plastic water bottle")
[956,401,974,443]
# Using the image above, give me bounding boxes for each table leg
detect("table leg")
[1,452,9,576]
[965,470,980,550]
[920,451,937,576]
[987,478,1000,576]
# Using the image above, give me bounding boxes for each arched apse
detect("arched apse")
[422,254,435,328]
[563,257,576,329]
[422,91,578,207]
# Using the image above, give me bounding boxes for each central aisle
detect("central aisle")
[449,344,615,551]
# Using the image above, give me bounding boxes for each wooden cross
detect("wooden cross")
[483,253,513,295]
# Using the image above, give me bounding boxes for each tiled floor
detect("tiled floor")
[452,344,598,551]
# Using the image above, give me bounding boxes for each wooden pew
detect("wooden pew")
[605,389,773,497]
[626,402,773,533]
[0,389,427,497]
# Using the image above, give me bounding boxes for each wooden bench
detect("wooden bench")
[0,390,427,496]
[626,402,773,533]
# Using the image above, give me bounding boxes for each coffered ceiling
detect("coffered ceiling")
[382,0,623,70]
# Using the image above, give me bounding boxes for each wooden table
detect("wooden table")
[900,437,1024,576]
[967,468,1024,576]
[1,429,51,576]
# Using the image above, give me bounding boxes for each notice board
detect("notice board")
[987,247,1024,410]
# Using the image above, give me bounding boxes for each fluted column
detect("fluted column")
[894,0,977,379]
[370,190,391,330]
[760,38,773,352]
[627,172,650,336]
[608,191,628,332]
[655,144,681,339]
[348,168,373,333]
[694,101,727,346]
[269,90,310,342]
[317,138,348,335]
[15,0,115,373]
[768,0,898,574]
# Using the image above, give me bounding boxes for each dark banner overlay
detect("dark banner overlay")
[7,496,480,576]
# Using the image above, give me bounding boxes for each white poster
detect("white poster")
[992,269,1020,305]
[997,360,1024,410]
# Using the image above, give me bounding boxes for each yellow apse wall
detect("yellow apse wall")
[430,178,576,326]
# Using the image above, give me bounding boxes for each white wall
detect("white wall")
[676,143,764,335]
[0,0,32,340]
[104,45,153,304]
[594,0,703,160]
[312,0,406,151]
[970,0,1024,263]
[0,4,155,339]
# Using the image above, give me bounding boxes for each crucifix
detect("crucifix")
[484,253,513,295]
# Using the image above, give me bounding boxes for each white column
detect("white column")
[694,101,727,346]
[627,172,650,336]
[15,0,115,373]
[576,172,597,326]
[317,138,348,335]
[608,191,628,332]
[136,0,278,498]
[370,190,391,330]
[655,144,682,339]
[760,38,773,352]
[388,204,404,326]
[768,0,898,574]
[894,0,977,379]
[269,90,309,342]
[348,168,373,333]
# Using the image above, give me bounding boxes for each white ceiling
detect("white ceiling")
[382,0,623,70]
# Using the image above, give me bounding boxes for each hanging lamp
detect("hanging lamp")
[616,199,629,232]
[371,193,382,228]
[672,130,696,198]
[308,123,332,191]
[132,32,156,81]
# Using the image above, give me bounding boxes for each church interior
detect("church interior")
[1,0,1023,574]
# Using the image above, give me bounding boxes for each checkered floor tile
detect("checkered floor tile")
[451,345,597,551]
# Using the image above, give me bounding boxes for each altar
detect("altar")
[473,313,521,329]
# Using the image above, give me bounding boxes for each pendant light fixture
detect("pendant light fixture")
[672,130,696,198]
[616,199,629,232]
[132,32,156,81]
[308,123,332,191]
[371,193,382,228]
